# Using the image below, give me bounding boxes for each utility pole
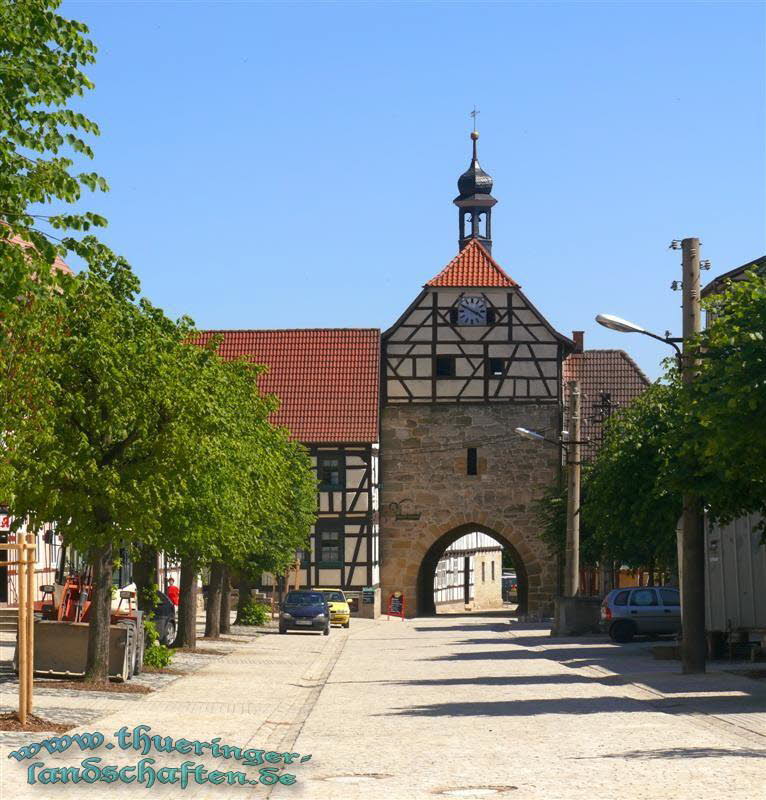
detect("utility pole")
[680,237,706,673]
[564,379,581,597]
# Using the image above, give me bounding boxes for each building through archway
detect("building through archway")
[418,524,529,616]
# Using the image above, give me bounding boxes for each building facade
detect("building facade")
[434,532,504,612]
[194,329,382,616]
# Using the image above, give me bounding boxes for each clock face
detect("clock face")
[457,296,487,326]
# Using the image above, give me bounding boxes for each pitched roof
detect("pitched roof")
[193,329,380,444]
[2,231,73,275]
[425,239,519,288]
[563,348,650,462]
[701,254,766,298]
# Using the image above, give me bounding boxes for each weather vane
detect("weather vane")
[470,106,480,132]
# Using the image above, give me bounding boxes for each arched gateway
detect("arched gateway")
[378,131,572,617]
[416,523,531,616]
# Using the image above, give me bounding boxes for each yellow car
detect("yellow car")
[316,588,351,628]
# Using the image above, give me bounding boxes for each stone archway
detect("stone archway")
[416,523,530,616]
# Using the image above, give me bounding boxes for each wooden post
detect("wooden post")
[25,533,35,719]
[17,538,27,725]
[564,379,582,597]
[680,237,706,674]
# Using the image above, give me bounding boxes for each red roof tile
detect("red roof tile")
[426,239,519,288]
[563,349,650,462]
[193,329,380,444]
[2,231,73,275]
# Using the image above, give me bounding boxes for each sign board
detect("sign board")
[362,587,376,605]
[387,591,405,620]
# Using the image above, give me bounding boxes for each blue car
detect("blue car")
[279,590,331,636]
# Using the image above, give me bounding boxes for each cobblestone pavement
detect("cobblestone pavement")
[2,613,765,800]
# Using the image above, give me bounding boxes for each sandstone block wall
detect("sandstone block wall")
[379,403,561,617]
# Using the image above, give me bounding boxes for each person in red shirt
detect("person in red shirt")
[166,577,180,606]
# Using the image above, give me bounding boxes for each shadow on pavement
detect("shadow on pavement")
[377,692,763,718]
[576,747,766,760]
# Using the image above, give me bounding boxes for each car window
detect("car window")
[630,588,658,606]
[613,590,630,606]
[285,592,324,606]
[660,588,680,606]
[323,591,345,603]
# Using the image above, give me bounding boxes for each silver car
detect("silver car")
[600,586,681,642]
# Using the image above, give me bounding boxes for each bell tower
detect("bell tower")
[454,129,497,254]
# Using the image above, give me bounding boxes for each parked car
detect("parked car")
[153,590,177,646]
[316,588,351,628]
[279,590,331,636]
[600,586,681,642]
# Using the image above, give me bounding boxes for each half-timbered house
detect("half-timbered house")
[195,329,382,616]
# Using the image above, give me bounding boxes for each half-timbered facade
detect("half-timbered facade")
[195,329,381,616]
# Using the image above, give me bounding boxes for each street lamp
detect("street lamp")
[515,381,584,603]
[595,314,682,357]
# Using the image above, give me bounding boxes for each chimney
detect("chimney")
[572,330,584,353]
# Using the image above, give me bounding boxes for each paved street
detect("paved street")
[2,613,765,800]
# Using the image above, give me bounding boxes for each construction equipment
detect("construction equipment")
[15,544,145,682]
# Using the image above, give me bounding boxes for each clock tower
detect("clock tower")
[379,132,573,617]
[455,130,497,254]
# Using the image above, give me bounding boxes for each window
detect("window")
[296,548,310,567]
[449,308,459,325]
[317,454,345,490]
[481,562,486,583]
[467,447,478,476]
[630,588,658,606]
[487,357,505,377]
[491,561,495,581]
[317,528,342,566]
[486,307,496,325]
[660,588,680,606]
[613,590,630,606]
[435,355,456,378]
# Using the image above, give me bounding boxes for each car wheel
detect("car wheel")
[343,621,350,629]
[323,626,330,636]
[162,618,177,647]
[610,620,635,643]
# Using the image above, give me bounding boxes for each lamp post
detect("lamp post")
[514,379,583,599]
[596,237,706,674]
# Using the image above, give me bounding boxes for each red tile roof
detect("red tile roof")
[426,239,519,288]
[563,348,650,462]
[2,231,73,275]
[194,329,380,444]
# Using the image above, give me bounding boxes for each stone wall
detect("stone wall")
[379,402,561,617]
[472,551,503,611]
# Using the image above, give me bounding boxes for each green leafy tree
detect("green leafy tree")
[0,1,118,496]
[678,269,766,526]
[8,259,203,682]
[583,383,681,570]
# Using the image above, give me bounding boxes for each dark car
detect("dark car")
[279,590,330,636]
[153,590,177,646]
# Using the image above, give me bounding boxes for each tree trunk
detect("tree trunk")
[133,544,159,614]
[205,560,224,639]
[175,557,198,649]
[219,564,231,634]
[235,571,256,625]
[85,542,113,684]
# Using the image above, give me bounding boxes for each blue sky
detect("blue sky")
[63,1,765,378]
